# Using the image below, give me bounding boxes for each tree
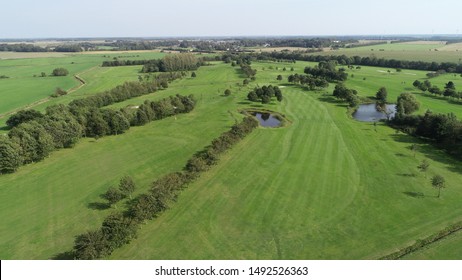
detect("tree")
[0,136,23,174]
[243,79,249,85]
[6,109,44,128]
[412,80,422,88]
[52,68,69,76]
[431,175,446,198]
[119,176,135,198]
[277,75,283,81]
[103,187,125,206]
[191,72,196,78]
[376,87,388,103]
[73,230,109,260]
[417,159,430,178]
[396,93,420,115]
[247,91,258,102]
[224,89,231,96]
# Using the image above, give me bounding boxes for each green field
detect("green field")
[1,57,461,259]
[401,230,462,260]
[314,41,462,63]
[0,51,165,124]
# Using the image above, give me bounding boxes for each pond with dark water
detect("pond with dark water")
[252,112,282,127]
[353,104,396,122]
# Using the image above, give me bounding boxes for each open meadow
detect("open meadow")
[1,55,461,259]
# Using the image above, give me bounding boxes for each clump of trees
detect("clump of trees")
[52,68,69,76]
[304,61,348,82]
[288,73,329,90]
[396,93,420,116]
[51,87,68,98]
[390,107,462,159]
[333,83,359,107]
[72,116,258,259]
[247,85,283,104]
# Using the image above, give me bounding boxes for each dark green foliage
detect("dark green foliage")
[304,61,348,82]
[52,68,69,76]
[103,187,125,205]
[73,230,110,260]
[333,83,357,100]
[376,87,388,103]
[101,213,137,249]
[247,85,282,104]
[431,175,446,198]
[240,63,257,78]
[8,121,54,163]
[391,111,462,159]
[0,136,22,174]
[277,75,283,81]
[6,109,44,128]
[288,73,329,90]
[397,93,420,115]
[224,89,231,96]
[119,176,135,197]
[191,72,196,78]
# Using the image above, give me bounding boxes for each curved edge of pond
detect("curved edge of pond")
[241,108,290,128]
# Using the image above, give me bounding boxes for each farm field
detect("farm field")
[1,58,461,259]
[313,41,462,63]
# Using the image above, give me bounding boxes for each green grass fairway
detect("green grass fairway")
[1,60,461,259]
[313,41,462,63]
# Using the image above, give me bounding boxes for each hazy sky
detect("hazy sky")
[1,0,461,38]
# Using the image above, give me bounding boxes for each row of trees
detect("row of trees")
[259,52,462,74]
[68,72,184,109]
[72,116,259,259]
[103,54,202,73]
[0,94,196,174]
[247,85,283,104]
[413,80,461,101]
[287,73,329,90]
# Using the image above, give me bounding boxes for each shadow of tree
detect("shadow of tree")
[403,191,425,198]
[88,202,110,211]
[51,250,75,260]
[397,173,417,177]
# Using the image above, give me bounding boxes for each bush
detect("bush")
[52,68,69,76]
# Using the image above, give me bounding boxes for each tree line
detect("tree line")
[255,51,462,74]
[102,53,202,73]
[0,72,190,174]
[413,80,461,101]
[72,116,259,259]
[0,94,196,174]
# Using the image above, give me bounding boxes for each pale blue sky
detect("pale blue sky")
[1,0,461,38]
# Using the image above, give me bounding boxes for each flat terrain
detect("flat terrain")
[313,41,462,63]
[1,59,461,259]
[0,51,165,127]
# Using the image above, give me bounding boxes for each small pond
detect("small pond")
[353,104,396,122]
[252,112,282,127]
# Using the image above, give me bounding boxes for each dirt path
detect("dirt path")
[0,67,94,119]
